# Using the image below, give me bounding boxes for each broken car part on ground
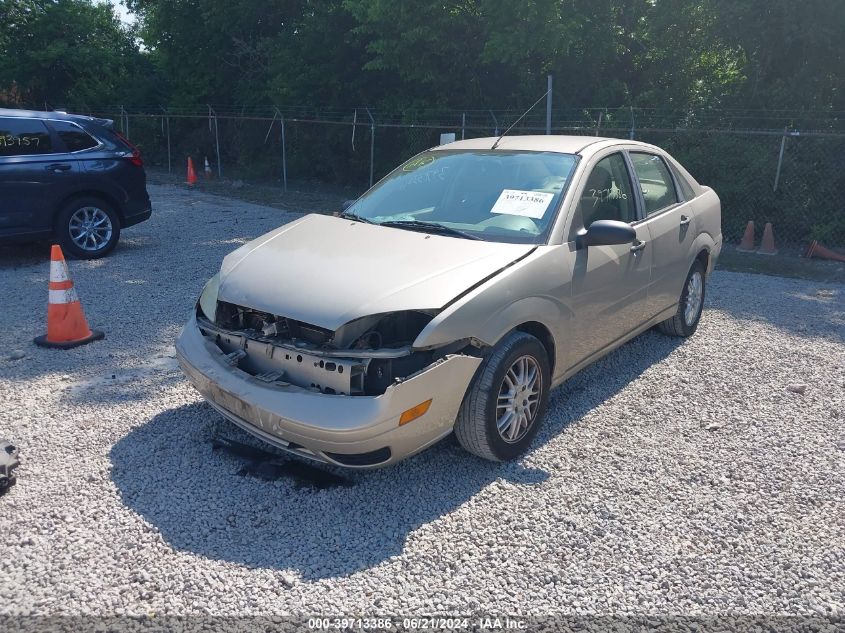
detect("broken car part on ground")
[0,440,20,495]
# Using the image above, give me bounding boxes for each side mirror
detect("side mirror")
[341,200,356,212]
[578,220,636,247]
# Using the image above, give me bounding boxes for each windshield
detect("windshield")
[346,150,579,243]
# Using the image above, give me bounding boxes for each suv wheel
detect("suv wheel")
[658,259,706,337]
[455,331,551,462]
[56,198,121,259]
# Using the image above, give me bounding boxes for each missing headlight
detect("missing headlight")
[335,310,437,350]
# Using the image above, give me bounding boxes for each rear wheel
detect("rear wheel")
[455,331,551,462]
[56,197,120,259]
[658,259,706,337]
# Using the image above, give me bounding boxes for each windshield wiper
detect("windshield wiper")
[338,211,375,224]
[378,220,482,240]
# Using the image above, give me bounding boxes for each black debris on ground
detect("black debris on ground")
[211,436,353,490]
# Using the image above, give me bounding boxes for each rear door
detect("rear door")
[0,117,77,237]
[628,151,696,319]
[563,151,653,370]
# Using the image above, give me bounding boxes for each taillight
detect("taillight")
[128,150,143,167]
[115,131,143,167]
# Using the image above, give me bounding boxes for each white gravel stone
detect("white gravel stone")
[0,184,843,618]
[786,383,808,395]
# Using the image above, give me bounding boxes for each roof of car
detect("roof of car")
[433,135,656,156]
[0,108,111,127]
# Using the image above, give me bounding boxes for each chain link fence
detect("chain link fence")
[80,106,845,248]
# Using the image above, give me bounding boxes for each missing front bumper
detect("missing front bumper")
[176,314,482,468]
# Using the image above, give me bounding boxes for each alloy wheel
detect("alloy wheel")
[684,270,703,326]
[69,206,113,252]
[495,355,542,443]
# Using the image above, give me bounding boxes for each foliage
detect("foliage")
[0,0,148,108]
[3,0,844,245]
[5,0,845,119]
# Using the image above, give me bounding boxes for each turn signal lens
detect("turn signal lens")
[399,399,433,426]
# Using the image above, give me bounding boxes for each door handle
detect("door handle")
[46,163,71,172]
[680,215,691,226]
[630,239,647,253]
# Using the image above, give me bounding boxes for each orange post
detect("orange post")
[34,245,104,349]
[758,222,778,255]
[186,157,198,186]
[736,221,755,252]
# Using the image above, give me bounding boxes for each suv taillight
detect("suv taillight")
[115,132,143,167]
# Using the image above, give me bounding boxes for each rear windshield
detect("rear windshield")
[347,150,579,244]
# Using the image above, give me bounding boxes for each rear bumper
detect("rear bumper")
[175,313,481,468]
[122,195,151,228]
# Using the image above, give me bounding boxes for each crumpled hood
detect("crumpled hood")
[217,214,534,331]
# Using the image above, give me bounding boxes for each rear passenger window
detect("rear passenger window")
[629,152,679,215]
[50,120,99,152]
[669,162,696,200]
[0,117,52,156]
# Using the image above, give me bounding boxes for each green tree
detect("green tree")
[6,0,842,124]
[710,0,845,114]
[128,0,308,107]
[0,0,145,108]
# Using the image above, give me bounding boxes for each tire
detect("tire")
[55,197,121,259]
[455,331,551,462]
[658,259,706,337]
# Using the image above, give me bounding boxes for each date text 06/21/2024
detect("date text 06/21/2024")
[306,616,528,630]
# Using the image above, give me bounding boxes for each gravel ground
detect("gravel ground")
[0,184,843,621]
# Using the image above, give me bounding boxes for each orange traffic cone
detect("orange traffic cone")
[758,222,778,255]
[736,221,755,252]
[34,245,104,349]
[805,240,845,263]
[186,157,198,186]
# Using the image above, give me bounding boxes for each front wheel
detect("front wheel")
[455,331,551,462]
[56,198,121,259]
[658,259,706,337]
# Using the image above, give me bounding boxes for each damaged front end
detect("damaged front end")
[196,299,477,397]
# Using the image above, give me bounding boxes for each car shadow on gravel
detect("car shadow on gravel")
[109,402,549,579]
[709,271,845,342]
[109,329,683,580]
[0,240,52,268]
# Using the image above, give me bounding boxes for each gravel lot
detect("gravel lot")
[0,184,843,620]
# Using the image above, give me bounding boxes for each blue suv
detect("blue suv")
[0,109,151,258]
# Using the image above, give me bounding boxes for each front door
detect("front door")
[563,152,653,371]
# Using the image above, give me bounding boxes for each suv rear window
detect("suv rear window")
[49,120,99,152]
[0,117,53,156]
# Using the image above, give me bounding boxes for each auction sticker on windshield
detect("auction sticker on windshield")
[490,189,554,219]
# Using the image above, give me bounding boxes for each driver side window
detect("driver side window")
[575,153,636,231]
